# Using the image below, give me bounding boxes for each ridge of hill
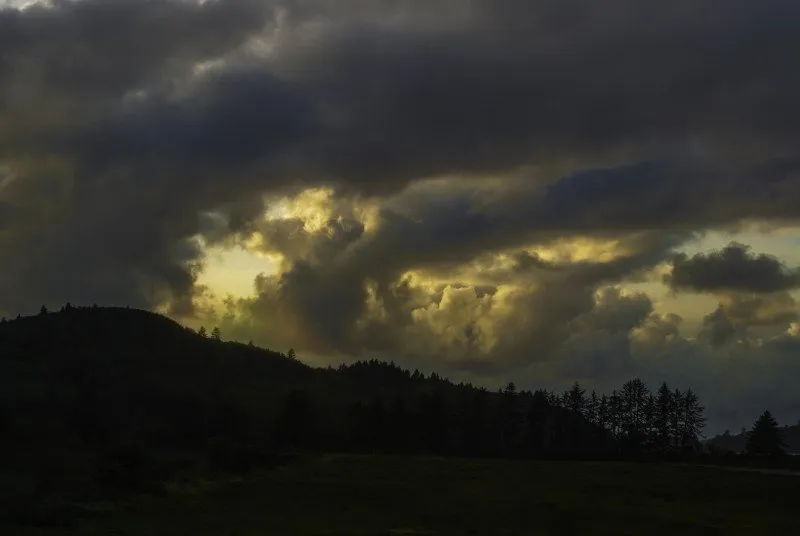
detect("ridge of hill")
[0,306,600,454]
[0,305,293,364]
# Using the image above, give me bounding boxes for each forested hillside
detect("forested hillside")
[0,306,708,524]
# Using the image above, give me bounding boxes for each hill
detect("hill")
[0,305,602,458]
[1,306,614,526]
[1,306,727,529]
[707,424,800,455]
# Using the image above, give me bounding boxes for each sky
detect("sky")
[2,0,800,434]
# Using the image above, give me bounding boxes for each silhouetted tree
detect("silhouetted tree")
[211,327,222,341]
[669,388,683,449]
[654,382,673,451]
[643,393,656,450]
[586,390,600,424]
[287,348,297,360]
[620,379,649,452]
[564,382,587,417]
[608,390,622,437]
[678,389,705,451]
[745,410,786,457]
[39,305,47,315]
[597,394,610,430]
[198,326,208,338]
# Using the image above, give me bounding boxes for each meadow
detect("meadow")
[7,455,797,535]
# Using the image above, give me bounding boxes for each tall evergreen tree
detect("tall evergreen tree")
[564,382,587,417]
[586,390,600,424]
[211,326,222,341]
[669,388,683,449]
[597,394,610,430]
[608,390,622,438]
[678,389,705,451]
[745,410,786,457]
[643,393,656,450]
[654,382,673,451]
[620,379,649,449]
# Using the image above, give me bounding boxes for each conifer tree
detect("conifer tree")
[654,382,673,450]
[644,393,656,449]
[598,394,610,430]
[669,388,683,449]
[745,410,786,457]
[564,382,587,416]
[587,390,600,424]
[678,389,705,450]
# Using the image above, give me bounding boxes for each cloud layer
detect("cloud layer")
[2,0,800,432]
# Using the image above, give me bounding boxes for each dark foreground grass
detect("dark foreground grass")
[5,455,799,535]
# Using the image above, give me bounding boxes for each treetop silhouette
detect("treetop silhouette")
[745,410,787,457]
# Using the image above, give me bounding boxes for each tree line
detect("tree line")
[552,379,705,455]
[274,363,706,460]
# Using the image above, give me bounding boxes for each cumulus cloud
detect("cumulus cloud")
[697,292,798,348]
[665,242,800,294]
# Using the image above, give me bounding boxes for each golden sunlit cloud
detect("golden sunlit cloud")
[263,187,381,233]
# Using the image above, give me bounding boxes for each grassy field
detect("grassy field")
[5,455,799,535]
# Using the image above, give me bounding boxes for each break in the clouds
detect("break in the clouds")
[2,0,800,432]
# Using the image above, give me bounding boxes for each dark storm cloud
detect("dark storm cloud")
[59,0,800,198]
[80,68,315,168]
[2,0,800,435]
[0,0,271,315]
[0,0,268,94]
[0,0,270,150]
[666,243,800,294]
